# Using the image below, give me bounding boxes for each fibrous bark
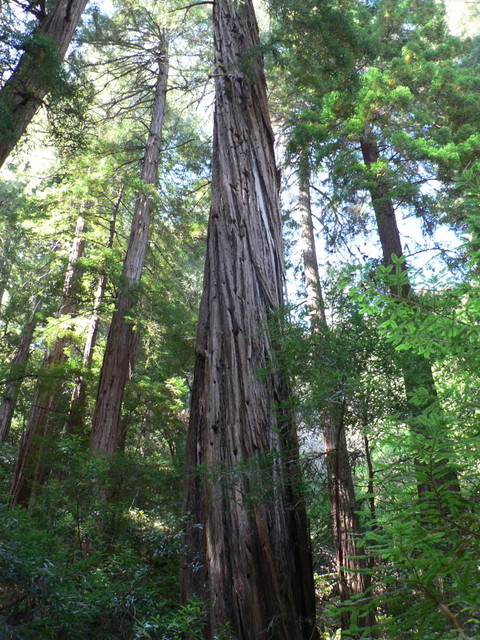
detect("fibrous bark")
[10,216,86,507]
[324,404,376,632]
[90,45,168,455]
[0,0,89,168]
[182,3,318,639]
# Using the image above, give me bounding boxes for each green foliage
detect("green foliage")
[266,7,480,633]
[0,25,72,144]
[277,261,480,638]
[46,61,96,156]
[0,0,210,633]
[0,440,196,640]
[366,502,480,639]
[134,600,205,639]
[343,262,480,638]
[269,0,480,237]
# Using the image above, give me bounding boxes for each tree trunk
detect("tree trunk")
[10,216,86,508]
[298,156,375,633]
[324,404,375,632]
[359,134,408,290]
[0,235,11,312]
[298,155,327,326]
[0,295,42,443]
[360,130,460,497]
[0,241,61,442]
[67,189,121,434]
[182,3,318,639]
[363,434,377,528]
[0,0,89,168]
[90,45,168,455]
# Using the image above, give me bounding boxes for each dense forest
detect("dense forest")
[0,0,479,638]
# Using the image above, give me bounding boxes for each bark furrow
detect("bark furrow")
[182,3,318,638]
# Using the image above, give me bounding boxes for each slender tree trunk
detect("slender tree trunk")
[0,241,61,442]
[182,3,318,639]
[324,403,377,633]
[67,190,121,434]
[359,134,408,287]
[363,434,377,528]
[298,156,375,633]
[0,295,42,443]
[363,430,379,581]
[10,216,86,508]
[360,130,460,497]
[298,155,326,326]
[0,235,11,311]
[0,0,89,168]
[90,45,168,455]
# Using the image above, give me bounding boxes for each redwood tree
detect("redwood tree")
[182,2,318,638]
[298,155,375,633]
[67,189,121,435]
[90,41,169,455]
[359,129,460,497]
[0,295,42,443]
[10,216,86,508]
[0,0,89,168]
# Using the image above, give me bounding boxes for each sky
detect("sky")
[444,0,480,37]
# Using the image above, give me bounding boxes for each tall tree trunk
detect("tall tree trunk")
[359,130,459,497]
[0,295,42,443]
[0,0,89,168]
[324,402,376,632]
[182,3,318,639]
[90,45,168,455]
[363,434,377,528]
[10,216,86,508]
[67,189,121,434]
[298,156,375,633]
[0,235,11,312]
[298,155,327,326]
[0,241,61,442]
[359,133,408,287]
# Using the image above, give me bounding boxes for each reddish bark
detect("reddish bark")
[10,216,86,507]
[182,3,318,639]
[67,189,121,434]
[90,46,168,455]
[0,296,42,443]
